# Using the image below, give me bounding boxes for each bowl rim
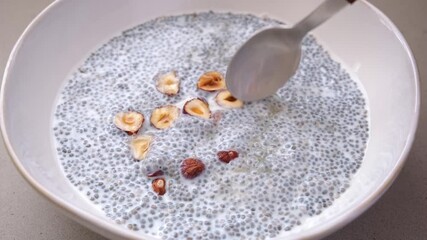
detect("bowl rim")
[0,0,420,239]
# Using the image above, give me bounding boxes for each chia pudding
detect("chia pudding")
[52,12,369,239]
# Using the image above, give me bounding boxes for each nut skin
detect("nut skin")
[147,170,164,178]
[212,111,223,125]
[217,150,239,163]
[180,158,205,179]
[197,71,226,92]
[152,178,166,195]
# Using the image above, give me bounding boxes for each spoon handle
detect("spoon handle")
[293,0,357,38]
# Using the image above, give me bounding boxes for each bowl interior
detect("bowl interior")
[1,0,419,239]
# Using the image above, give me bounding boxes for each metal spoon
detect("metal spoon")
[226,0,357,101]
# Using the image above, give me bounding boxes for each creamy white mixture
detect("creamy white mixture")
[52,12,369,239]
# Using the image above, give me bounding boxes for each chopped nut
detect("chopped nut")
[217,150,239,163]
[130,135,153,160]
[215,90,243,108]
[197,71,226,92]
[150,105,179,129]
[155,71,180,96]
[212,111,223,125]
[113,111,144,135]
[152,178,166,195]
[147,170,165,178]
[180,158,205,179]
[183,98,211,119]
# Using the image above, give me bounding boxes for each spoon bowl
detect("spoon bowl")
[226,0,356,101]
[226,27,302,101]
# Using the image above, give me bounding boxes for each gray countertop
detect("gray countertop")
[0,0,426,239]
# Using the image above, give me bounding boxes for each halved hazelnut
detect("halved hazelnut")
[180,158,205,179]
[113,112,144,135]
[152,178,166,195]
[155,71,180,96]
[215,90,243,108]
[197,71,226,92]
[130,135,153,160]
[150,105,179,129]
[183,98,211,119]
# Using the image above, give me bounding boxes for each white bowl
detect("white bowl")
[0,0,419,239]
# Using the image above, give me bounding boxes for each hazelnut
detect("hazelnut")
[215,90,243,108]
[183,98,211,119]
[155,71,180,96]
[152,178,166,195]
[217,150,239,163]
[197,71,226,92]
[113,111,144,135]
[130,135,153,160]
[180,158,205,179]
[150,105,179,129]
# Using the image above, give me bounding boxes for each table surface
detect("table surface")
[1,0,426,239]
